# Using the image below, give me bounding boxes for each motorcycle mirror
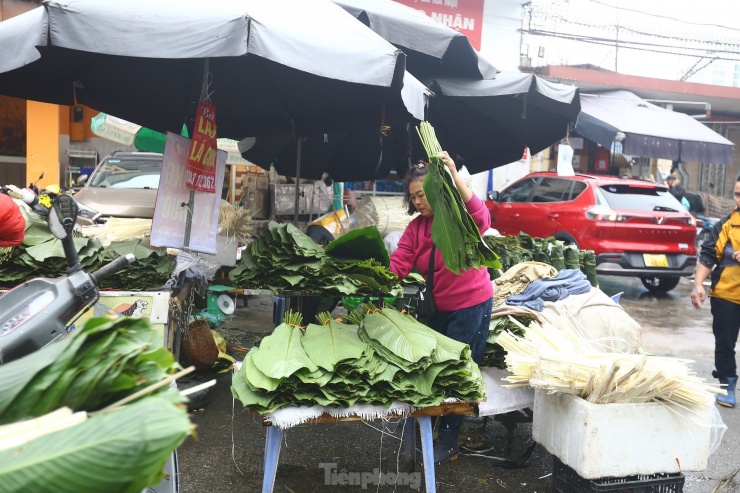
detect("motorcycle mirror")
[48,194,79,240]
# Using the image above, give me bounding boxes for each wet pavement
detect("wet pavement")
[178,276,740,493]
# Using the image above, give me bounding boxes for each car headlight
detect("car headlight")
[76,201,101,221]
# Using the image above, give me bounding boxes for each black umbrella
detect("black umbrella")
[0,0,413,139]
[243,72,582,181]
[423,73,582,174]
[333,0,497,80]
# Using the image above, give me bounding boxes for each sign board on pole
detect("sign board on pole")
[150,132,226,254]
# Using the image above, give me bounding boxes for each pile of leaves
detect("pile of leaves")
[483,232,598,286]
[0,219,101,286]
[0,316,180,423]
[231,306,486,413]
[0,215,174,291]
[229,222,402,297]
[481,311,534,369]
[416,122,501,274]
[0,317,192,493]
[95,239,175,290]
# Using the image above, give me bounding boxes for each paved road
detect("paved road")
[178,276,740,492]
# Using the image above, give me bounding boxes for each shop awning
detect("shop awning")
[575,90,734,164]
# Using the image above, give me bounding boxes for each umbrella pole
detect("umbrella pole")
[183,190,195,250]
[183,58,210,251]
[294,138,302,224]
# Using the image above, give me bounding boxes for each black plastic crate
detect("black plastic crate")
[552,457,684,493]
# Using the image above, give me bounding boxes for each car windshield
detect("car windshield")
[89,158,161,189]
[598,184,683,212]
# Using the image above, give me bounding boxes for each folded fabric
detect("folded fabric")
[505,269,591,311]
[494,261,558,306]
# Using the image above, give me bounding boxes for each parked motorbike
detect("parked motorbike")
[0,194,181,493]
[1,172,61,217]
[0,194,134,363]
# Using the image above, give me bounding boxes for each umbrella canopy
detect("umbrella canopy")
[575,90,734,165]
[243,72,582,179]
[423,72,581,174]
[0,0,417,139]
[333,0,497,80]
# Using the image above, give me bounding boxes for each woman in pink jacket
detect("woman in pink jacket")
[389,151,493,464]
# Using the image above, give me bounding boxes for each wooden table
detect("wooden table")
[254,401,475,493]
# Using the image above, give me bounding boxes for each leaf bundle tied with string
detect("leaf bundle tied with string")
[416,122,500,273]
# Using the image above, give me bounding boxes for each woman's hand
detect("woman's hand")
[436,151,457,176]
[436,150,472,202]
[691,283,706,309]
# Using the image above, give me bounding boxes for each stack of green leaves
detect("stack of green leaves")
[230,222,402,297]
[0,219,101,287]
[0,215,174,291]
[95,239,176,290]
[481,314,532,369]
[0,316,179,424]
[416,122,501,274]
[0,393,192,493]
[229,221,326,292]
[231,307,486,413]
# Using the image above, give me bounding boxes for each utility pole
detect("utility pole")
[615,0,619,72]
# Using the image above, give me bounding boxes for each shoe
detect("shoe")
[717,376,737,408]
[433,429,460,464]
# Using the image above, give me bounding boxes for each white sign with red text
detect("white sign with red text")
[150,132,226,254]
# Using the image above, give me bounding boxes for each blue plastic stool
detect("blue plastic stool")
[261,416,437,493]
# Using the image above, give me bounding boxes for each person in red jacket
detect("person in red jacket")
[389,151,493,464]
[0,193,25,248]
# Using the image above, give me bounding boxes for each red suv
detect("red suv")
[486,172,697,293]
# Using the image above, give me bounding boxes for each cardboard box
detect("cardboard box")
[532,390,712,479]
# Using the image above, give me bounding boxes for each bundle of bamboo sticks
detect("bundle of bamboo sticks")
[498,317,724,413]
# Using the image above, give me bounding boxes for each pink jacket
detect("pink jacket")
[390,194,493,312]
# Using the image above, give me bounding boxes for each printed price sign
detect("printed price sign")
[186,101,218,193]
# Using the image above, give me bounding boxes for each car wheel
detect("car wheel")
[640,276,680,293]
[554,233,578,248]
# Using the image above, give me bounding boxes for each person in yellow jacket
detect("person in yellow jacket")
[691,176,740,408]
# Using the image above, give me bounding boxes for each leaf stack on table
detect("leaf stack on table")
[231,306,486,414]
[0,317,193,493]
[0,214,175,291]
[229,222,401,297]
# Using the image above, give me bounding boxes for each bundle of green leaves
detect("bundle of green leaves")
[229,222,402,297]
[482,233,599,286]
[416,122,500,274]
[481,314,531,369]
[0,394,192,493]
[0,316,191,493]
[231,307,485,413]
[0,316,180,424]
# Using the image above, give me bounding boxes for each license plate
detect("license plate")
[643,254,668,267]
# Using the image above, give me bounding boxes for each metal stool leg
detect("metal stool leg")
[402,417,417,472]
[418,416,436,493]
[262,426,283,493]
